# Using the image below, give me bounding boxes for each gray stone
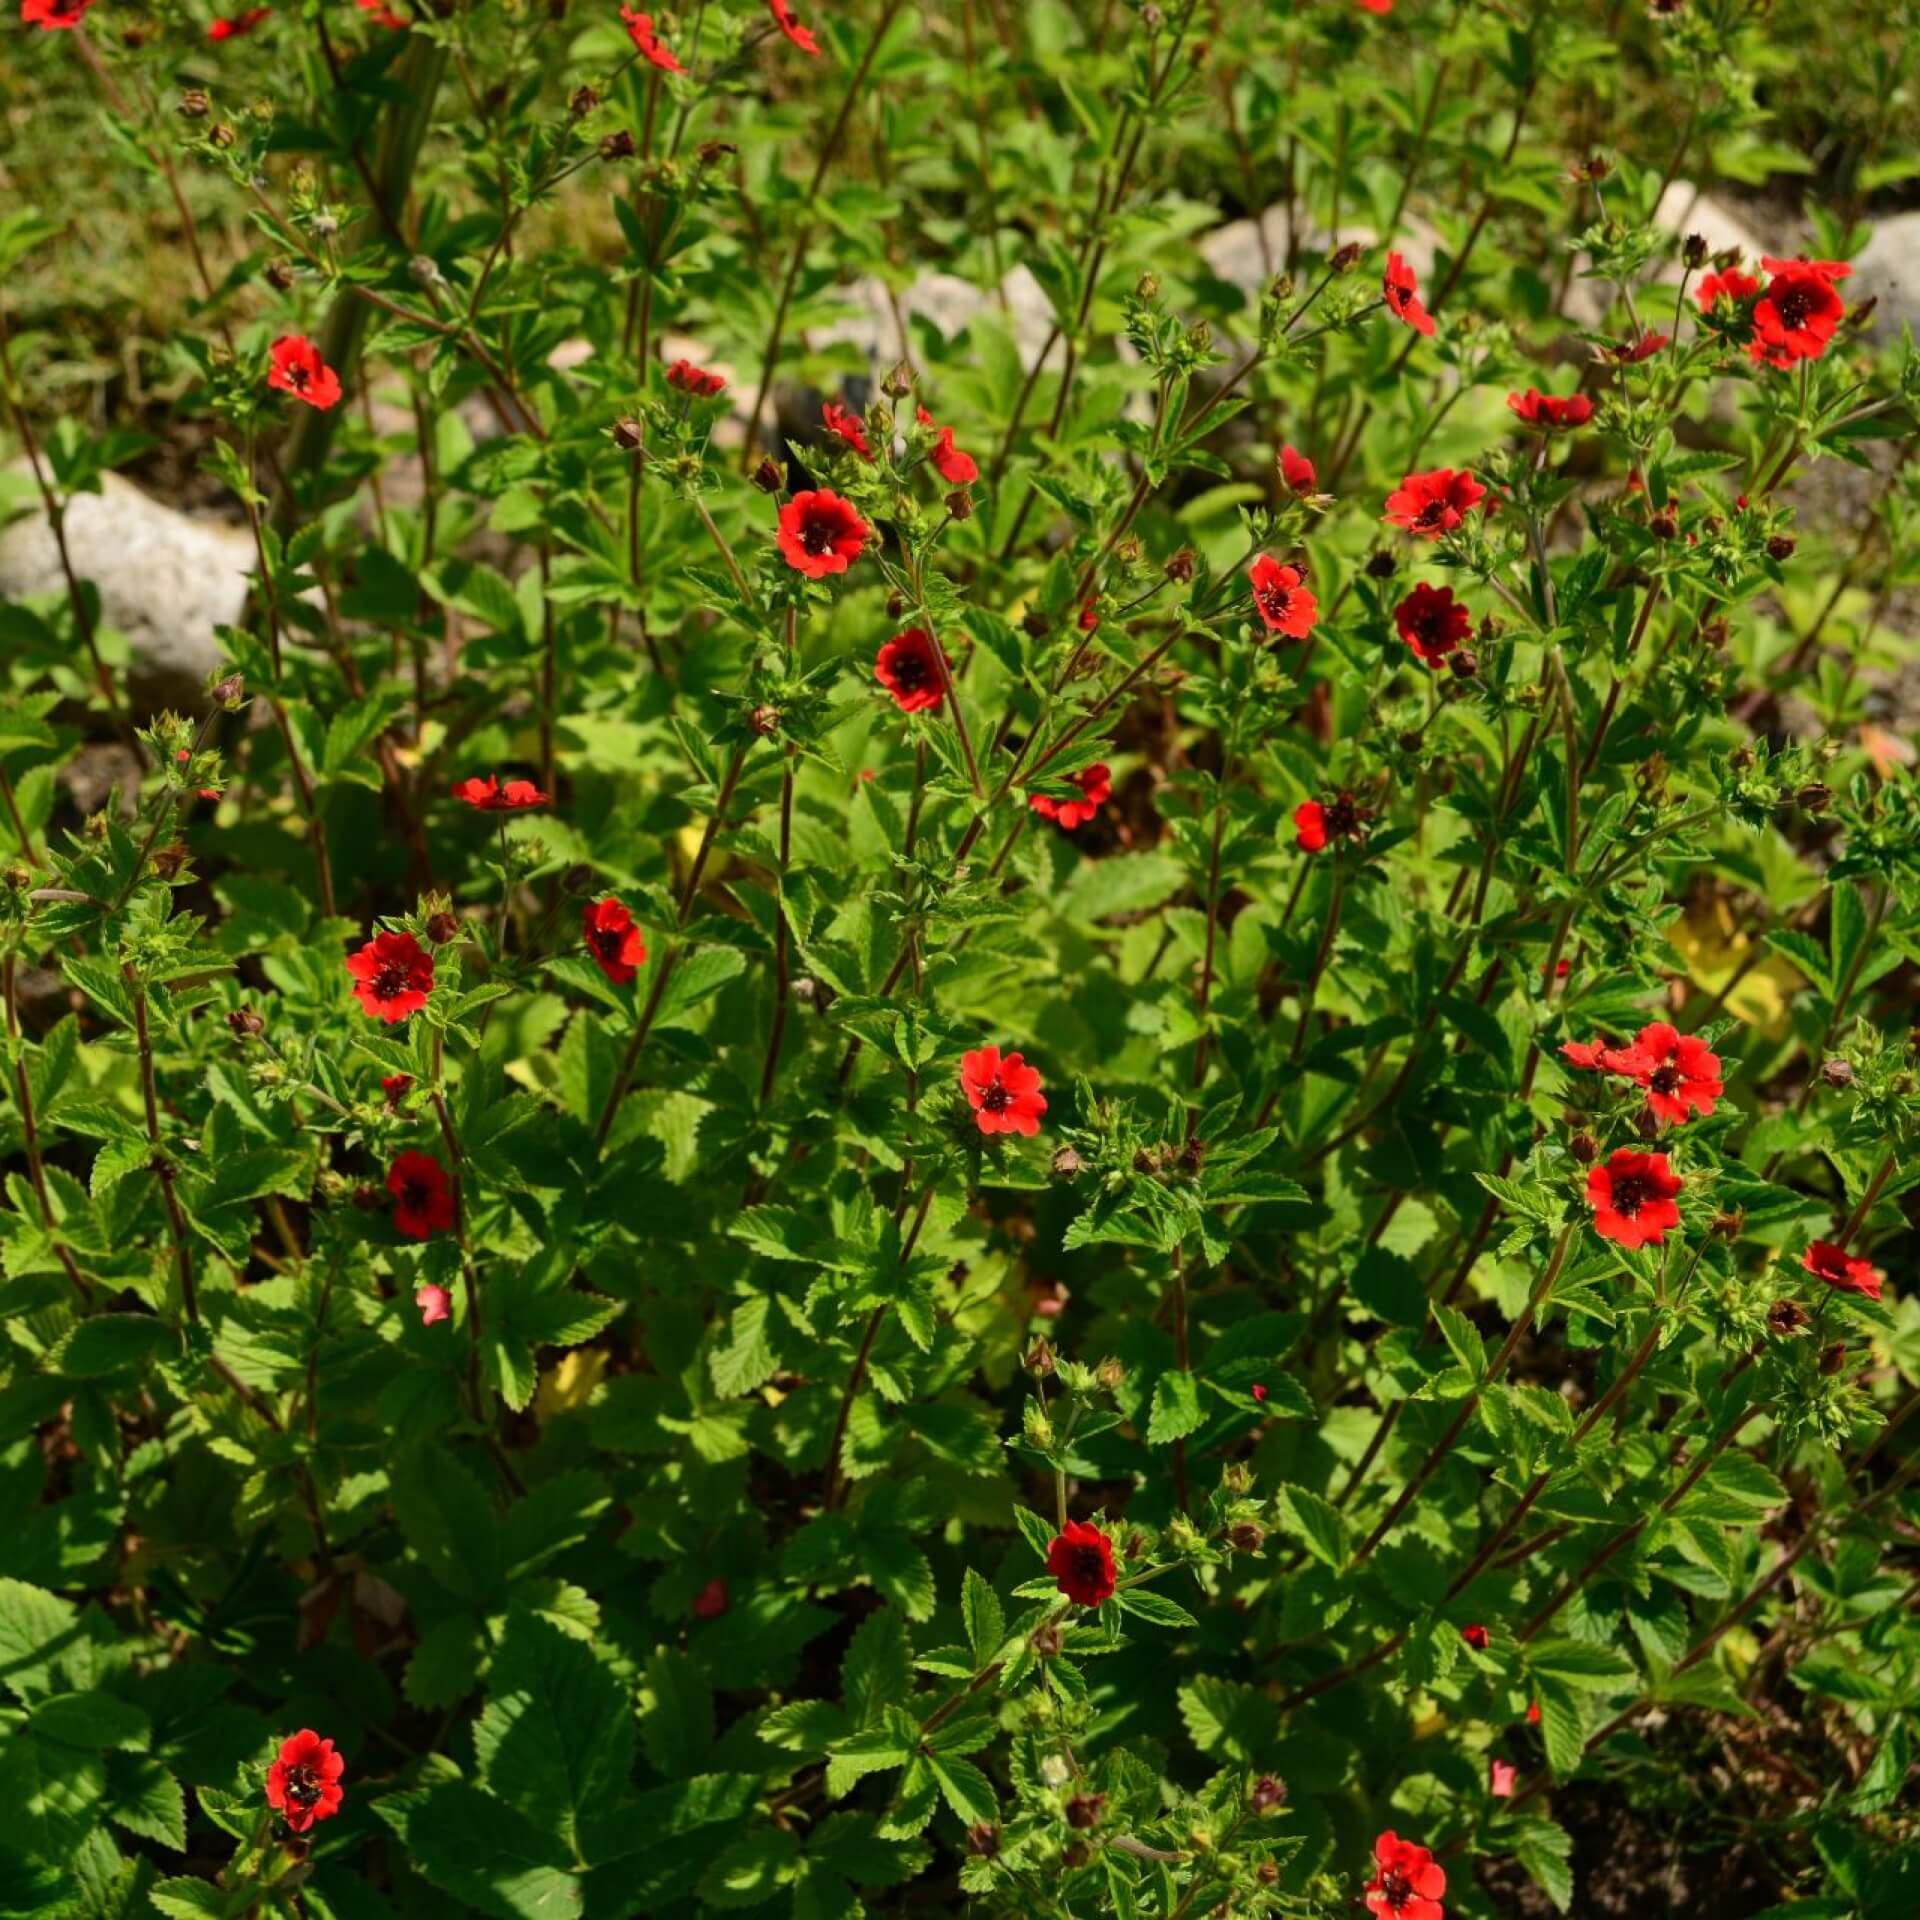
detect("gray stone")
[1852,210,1920,339]
[0,468,247,713]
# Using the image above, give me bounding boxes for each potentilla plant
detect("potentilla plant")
[0,1,1918,1917]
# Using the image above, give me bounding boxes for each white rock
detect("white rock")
[0,468,246,712]
[1852,210,1920,338]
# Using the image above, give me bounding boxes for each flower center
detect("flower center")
[1069,1545,1105,1586]
[1323,795,1362,839]
[892,651,929,690]
[1773,284,1818,329]
[980,1082,1011,1112]
[1379,1869,1413,1910]
[1257,580,1294,621]
[1648,1064,1681,1095]
[287,362,311,390]
[1415,499,1450,529]
[284,1763,322,1807]
[374,963,412,1000]
[1609,1171,1655,1215]
[801,515,835,554]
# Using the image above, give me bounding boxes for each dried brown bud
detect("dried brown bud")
[1257,1861,1281,1887]
[1796,782,1832,814]
[1650,510,1679,540]
[227,1008,265,1039]
[1330,241,1363,273]
[1025,1338,1056,1376]
[265,258,298,290]
[1768,1299,1810,1338]
[964,1823,999,1860]
[1683,232,1710,269]
[599,130,637,161]
[1398,731,1424,755]
[1569,1132,1599,1165]
[1821,1058,1854,1089]
[1165,547,1197,583]
[351,1183,383,1212]
[1767,534,1797,562]
[1051,1145,1083,1180]
[211,672,246,708]
[1228,1522,1266,1554]
[1022,608,1051,639]
[882,359,915,399]
[210,123,238,150]
[696,141,737,169]
[1711,1208,1746,1240]
[751,456,786,495]
[425,912,461,946]
[1819,1340,1848,1377]
[749,705,782,737]
[611,417,644,451]
[1365,549,1398,580]
[152,843,191,881]
[1096,1356,1126,1391]
[179,90,211,120]
[1030,1621,1063,1658]
[945,489,975,521]
[1450,647,1479,679]
[569,86,600,119]
[1065,1793,1106,1830]
[1135,271,1162,301]
[1133,1148,1158,1174]
[1250,1775,1288,1813]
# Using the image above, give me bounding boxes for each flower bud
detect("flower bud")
[946,489,975,521]
[612,417,644,451]
[749,705,782,737]
[1450,647,1479,679]
[1025,1338,1056,1376]
[1768,1299,1810,1338]
[1165,548,1197,583]
[1683,232,1710,269]
[964,1823,999,1859]
[1030,1621,1063,1658]
[1767,534,1797,562]
[425,912,461,945]
[227,1008,265,1039]
[696,140,737,169]
[1650,510,1679,540]
[180,90,211,120]
[1135,271,1162,301]
[882,359,915,399]
[1096,1356,1126,1391]
[266,259,298,290]
[1023,1405,1054,1448]
[1257,1860,1280,1886]
[311,213,339,240]
[1820,1340,1848,1377]
[210,124,238,150]
[599,130,637,161]
[1065,1793,1106,1830]
[1796,783,1832,814]
[1250,1774,1288,1813]
[1569,1131,1598,1165]
[1330,241,1363,273]
[751,456,786,495]
[569,86,599,119]
[1228,1522,1266,1554]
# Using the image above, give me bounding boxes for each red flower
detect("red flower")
[1490,1759,1517,1798]
[1461,1623,1490,1651]
[1366,1832,1445,1920]
[265,1730,345,1834]
[874,628,946,714]
[1295,792,1368,853]
[452,773,549,811]
[1560,1039,1625,1073]
[692,1577,730,1619]
[822,400,873,461]
[20,0,95,26]
[415,1283,452,1326]
[356,0,406,26]
[1279,443,1317,493]
[268,336,343,412]
[1046,1519,1116,1607]
[1802,1239,1883,1303]
[1383,251,1435,337]
[209,6,271,35]
[1527,1700,1541,1725]
[1695,266,1760,313]
[1749,259,1848,369]
[1251,1384,1268,1404]
[621,6,686,71]
[777,490,869,578]
[1029,764,1111,831]
[769,0,820,55]
[1356,0,1392,11]
[1078,598,1100,633]
[1586,1149,1683,1249]
[929,425,979,486]
[1507,387,1594,431]
[666,357,726,397]
[1604,331,1669,363]
[1384,468,1486,538]
[1249,555,1318,639]
[388,1152,455,1241]
[960,1044,1048,1138]
[347,930,434,1023]
[582,897,648,986]
[1394,582,1471,665]
[1611,1021,1723,1124]
[381,1074,413,1110]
